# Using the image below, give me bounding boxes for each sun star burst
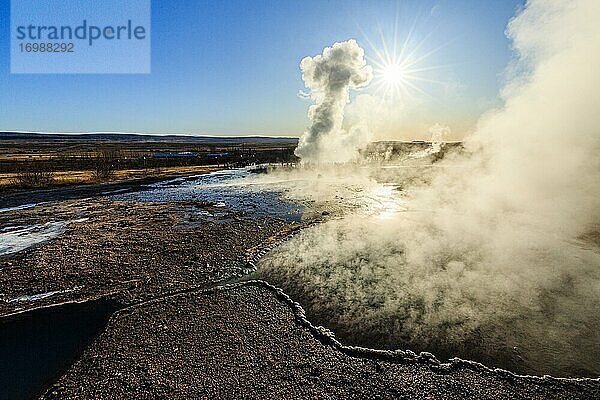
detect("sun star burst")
[360,15,451,103]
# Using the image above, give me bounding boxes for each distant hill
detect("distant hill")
[0,132,299,146]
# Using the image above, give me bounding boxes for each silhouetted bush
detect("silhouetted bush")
[93,148,121,180]
[12,163,55,187]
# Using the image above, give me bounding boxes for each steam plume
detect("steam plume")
[260,0,600,376]
[409,123,451,158]
[428,123,450,153]
[295,40,373,163]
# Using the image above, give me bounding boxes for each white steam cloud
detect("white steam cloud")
[428,123,450,153]
[409,123,451,159]
[260,0,600,377]
[295,39,373,163]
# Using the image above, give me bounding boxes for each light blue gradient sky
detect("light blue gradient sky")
[0,0,524,138]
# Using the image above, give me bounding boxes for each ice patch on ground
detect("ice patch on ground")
[0,202,49,214]
[100,188,128,195]
[0,218,88,256]
[2,287,82,303]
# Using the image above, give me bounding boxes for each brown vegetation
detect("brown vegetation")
[0,134,298,192]
[92,148,120,180]
[11,162,55,187]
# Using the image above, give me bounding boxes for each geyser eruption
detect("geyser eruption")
[260,0,600,377]
[409,123,451,159]
[295,39,373,163]
[428,123,449,154]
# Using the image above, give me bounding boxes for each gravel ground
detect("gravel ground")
[41,281,599,400]
[0,198,298,316]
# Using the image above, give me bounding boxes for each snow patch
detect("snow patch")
[0,218,89,256]
[2,287,82,303]
[0,202,48,214]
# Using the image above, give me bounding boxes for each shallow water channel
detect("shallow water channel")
[0,299,119,399]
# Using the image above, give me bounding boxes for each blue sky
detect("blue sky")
[0,0,524,138]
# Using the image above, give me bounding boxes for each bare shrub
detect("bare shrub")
[12,163,55,187]
[93,148,121,180]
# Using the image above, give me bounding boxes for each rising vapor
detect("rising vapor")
[260,0,600,376]
[295,40,373,163]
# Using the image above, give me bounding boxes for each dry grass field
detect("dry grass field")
[0,165,222,189]
[0,133,298,192]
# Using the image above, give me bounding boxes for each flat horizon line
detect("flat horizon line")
[0,131,462,143]
[0,130,301,139]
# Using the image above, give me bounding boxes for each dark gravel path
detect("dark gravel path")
[41,281,600,400]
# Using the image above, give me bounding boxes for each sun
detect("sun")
[369,45,444,101]
[376,61,414,100]
[381,63,406,85]
[359,19,450,102]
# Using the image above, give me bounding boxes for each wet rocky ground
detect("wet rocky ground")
[0,197,298,317]
[0,173,208,210]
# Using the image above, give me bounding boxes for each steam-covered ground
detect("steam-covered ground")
[251,0,600,380]
[254,164,600,377]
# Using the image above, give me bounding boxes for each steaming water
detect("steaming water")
[254,0,600,379]
[255,166,600,378]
